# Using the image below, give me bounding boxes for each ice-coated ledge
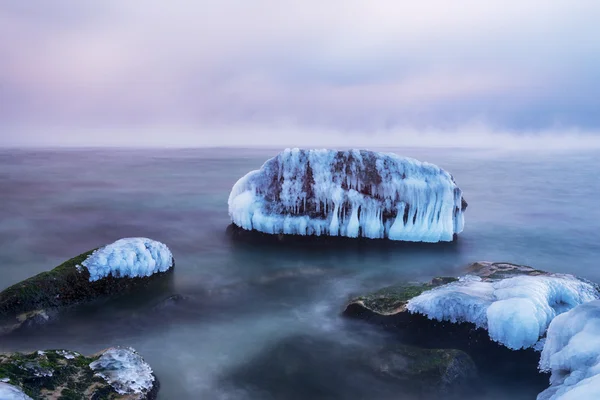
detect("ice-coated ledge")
[82,237,173,282]
[538,300,600,400]
[228,148,466,243]
[90,347,156,396]
[407,274,599,350]
[0,382,33,400]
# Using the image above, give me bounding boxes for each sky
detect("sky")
[1,0,600,148]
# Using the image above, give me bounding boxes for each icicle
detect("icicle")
[228,149,465,243]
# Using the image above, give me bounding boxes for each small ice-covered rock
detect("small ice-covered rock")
[407,274,599,350]
[538,300,600,400]
[90,347,155,396]
[0,383,33,400]
[229,148,466,243]
[82,238,173,282]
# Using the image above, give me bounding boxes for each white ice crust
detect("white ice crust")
[538,300,600,400]
[407,274,599,350]
[0,383,33,400]
[89,347,155,396]
[82,238,173,282]
[228,148,465,242]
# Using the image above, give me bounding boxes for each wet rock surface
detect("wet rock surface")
[0,249,173,336]
[342,262,561,394]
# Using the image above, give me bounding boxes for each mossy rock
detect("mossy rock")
[0,348,159,400]
[342,261,558,391]
[346,276,458,316]
[0,250,173,335]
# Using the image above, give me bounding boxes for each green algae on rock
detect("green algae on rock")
[346,277,458,316]
[0,239,174,335]
[0,348,159,400]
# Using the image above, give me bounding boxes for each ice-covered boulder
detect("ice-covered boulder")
[90,347,157,398]
[229,148,467,242]
[344,261,599,383]
[0,238,174,335]
[538,300,600,400]
[407,273,598,350]
[0,347,159,399]
[345,262,598,351]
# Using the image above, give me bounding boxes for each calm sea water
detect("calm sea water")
[1,147,599,399]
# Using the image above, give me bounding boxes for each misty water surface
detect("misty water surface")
[1,147,599,399]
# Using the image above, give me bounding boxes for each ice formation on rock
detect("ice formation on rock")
[228,149,466,242]
[89,347,155,396]
[538,300,600,400]
[407,274,599,350]
[0,382,33,400]
[82,237,173,282]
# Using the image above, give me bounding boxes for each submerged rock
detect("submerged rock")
[223,334,477,399]
[229,148,466,243]
[0,347,159,400]
[0,238,174,335]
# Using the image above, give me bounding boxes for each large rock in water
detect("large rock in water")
[345,262,599,350]
[344,262,600,390]
[228,148,467,242]
[0,347,159,399]
[0,238,174,335]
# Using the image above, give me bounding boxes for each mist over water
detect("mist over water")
[1,147,599,399]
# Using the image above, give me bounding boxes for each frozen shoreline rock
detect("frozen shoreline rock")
[0,238,174,335]
[344,262,599,387]
[345,262,598,351]
[0,347,159,399]
[229,149,467,243]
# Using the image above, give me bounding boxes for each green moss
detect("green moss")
[0,350,121,400]
[58,388,83,400]
[354,277,459,315]
[0,250,95,317]
[0,248,173,332]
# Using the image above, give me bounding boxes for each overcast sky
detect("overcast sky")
[1,0,600,147]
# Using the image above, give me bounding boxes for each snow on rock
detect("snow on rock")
[0,383,33,400]
[407,274,599,350]
[82,237,173,282]
[228,148,466,243]
[90,347,155,396]
[538,300,600,400]
[57,350,79,360]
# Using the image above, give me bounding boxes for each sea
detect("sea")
[1,147,599,399]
